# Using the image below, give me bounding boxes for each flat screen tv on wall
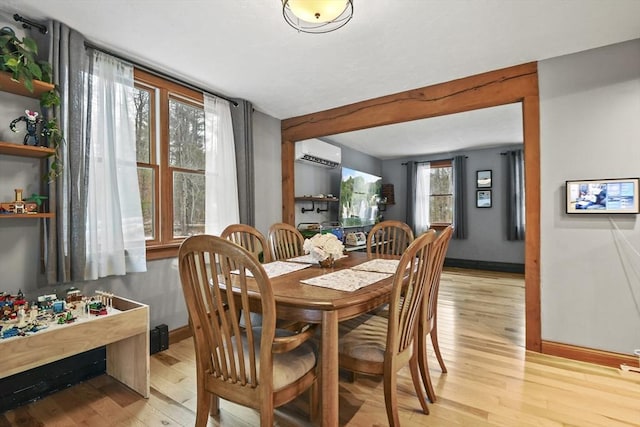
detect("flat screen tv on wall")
[566,178,639,214]
[339,167,382,227]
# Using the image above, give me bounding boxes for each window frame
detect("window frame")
[133,69,205,260]
[428,159,453,229]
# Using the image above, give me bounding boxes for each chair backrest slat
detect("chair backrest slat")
[221,224,272,264]
[387,230,437,355]
[178,235,276,390]
[425,225,454,322]
[367,220,415,257]
[268,223,305,261]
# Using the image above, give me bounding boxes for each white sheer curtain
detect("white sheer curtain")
[85,51,147,280]
[415,162,431,235]
[204,94,239,235]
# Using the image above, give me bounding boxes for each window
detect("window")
[428,160,453,226]
[416,159,453,233]
[133,70,206,259]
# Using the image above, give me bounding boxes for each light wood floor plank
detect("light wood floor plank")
[1,268,639,426]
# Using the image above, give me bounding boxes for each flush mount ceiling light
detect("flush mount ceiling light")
[282,0,353,34]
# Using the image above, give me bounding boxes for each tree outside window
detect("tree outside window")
[429,160,453,226]
[132,70,206,259]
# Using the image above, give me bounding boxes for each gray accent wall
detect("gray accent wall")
[253,110,283,237]
[539,39,640,355]
[381,145,525,265]
[0,107,283,333]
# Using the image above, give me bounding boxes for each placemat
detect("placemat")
[351,259,400,274]
[232,261,311,278]
[300,269,392,292]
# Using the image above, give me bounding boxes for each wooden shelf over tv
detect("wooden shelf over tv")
[0,141,55,158]
[295,196,339,202]
[0,71,55,99]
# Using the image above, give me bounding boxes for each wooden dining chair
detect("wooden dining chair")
[268,222,305,261]
[366,220,415,257]
[223,223,306,331]
[338,230,437,426]
[418,224,454,403]
[221,223,272,264]
[178,235,318,427]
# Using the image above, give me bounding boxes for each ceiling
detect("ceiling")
[3,0,640,159]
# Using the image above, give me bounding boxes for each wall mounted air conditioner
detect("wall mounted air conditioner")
[295,139,342,168]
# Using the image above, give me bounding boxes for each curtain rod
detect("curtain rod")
[401,156,466,165]
[84,41,238,107]
[13,13,48,34]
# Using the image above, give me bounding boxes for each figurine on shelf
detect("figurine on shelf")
[0,189,37,214]
[10,110,44,146]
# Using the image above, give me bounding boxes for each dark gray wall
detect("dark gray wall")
[381,145,525,264]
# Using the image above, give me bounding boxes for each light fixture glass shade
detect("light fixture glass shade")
[282,0,353,34]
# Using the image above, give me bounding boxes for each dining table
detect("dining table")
[247,251,398,427]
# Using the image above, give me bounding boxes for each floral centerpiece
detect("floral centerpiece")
[303,233,345,267]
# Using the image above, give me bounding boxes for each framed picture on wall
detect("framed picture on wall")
[476,190,492,208]
[476,170,492,188]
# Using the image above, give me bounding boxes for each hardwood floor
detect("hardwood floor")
[2,268,639,426]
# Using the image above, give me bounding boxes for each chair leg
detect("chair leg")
[260,406,274,427]
[431,318,447,373]
[409,355,430,415]
[194,360,213,426]
[195,390,212,427]
[383,369,401,427]
[418,326,437,403]
[210,394,219,416]
[309,378,319,421]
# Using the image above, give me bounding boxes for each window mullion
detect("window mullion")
[159,87,173,245]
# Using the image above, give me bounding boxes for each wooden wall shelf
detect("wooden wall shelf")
[0,141,55,158]
[0,71,55,99]
[295,197,339,202]
[0,213,54,219]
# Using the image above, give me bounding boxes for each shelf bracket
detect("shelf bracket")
[316,205,329,213]
[301,201,315,213]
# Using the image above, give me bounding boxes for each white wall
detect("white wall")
[539,39,640,354]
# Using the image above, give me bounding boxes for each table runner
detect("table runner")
[300,269,392,292]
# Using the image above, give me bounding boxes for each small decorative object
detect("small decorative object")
[10,110,43,146]
[319,256,336,268]
[13,188,24,213]
[25,193,48,212]
[476,190,492,208]
[0,189,37,214]
[303,233,345,267]
[476,170,492,188]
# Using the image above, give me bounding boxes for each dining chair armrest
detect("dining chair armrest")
[272,324,318,353]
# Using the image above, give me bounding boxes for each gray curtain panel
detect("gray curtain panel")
[506,149,525,240]
[230,99,255,226]
[453,155,467,239]
[405,161,417,233]
[43,22,90,285]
